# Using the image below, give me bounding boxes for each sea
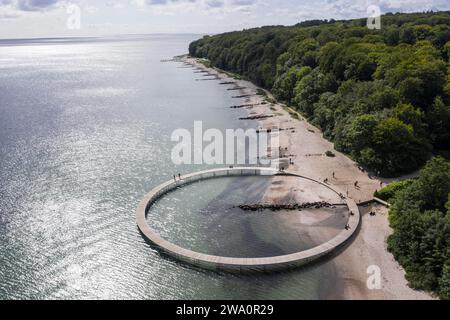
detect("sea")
[0,34,339,300]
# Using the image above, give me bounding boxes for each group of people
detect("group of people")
[323,172,337,184]
[173,173,182,182]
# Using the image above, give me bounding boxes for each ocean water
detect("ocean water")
[150,176,348,258]
[0,35,337,300]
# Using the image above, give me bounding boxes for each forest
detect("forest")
[189,11,450,176]
[384,157,450,299]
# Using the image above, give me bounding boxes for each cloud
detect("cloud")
[133,0,258,12]
[0,0,66,18]
[17,0,60,11]
[0,0,64,12]
[0,0,449,35]
[1,0,449,15]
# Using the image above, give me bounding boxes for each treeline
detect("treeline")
[384,157,450,299]
[189,11,450,176]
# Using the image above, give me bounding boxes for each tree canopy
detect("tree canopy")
[386,157,450,299]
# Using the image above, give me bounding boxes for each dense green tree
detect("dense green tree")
[287,38,319,67]
[293,69,336,116]
[387,157,450,298]
[444,72,450,104]
[376,42,447,108]
[318,42,341,73]
[414,25,433,41]
[311,92,338,138]
[372,117,429,174]
[440,263,450,300]
[346,114,379,154]
[398,77,425,106]
[392,103,428,138]
[433,24,450,48]
[273,66,311,103]
[412,156,450,211]
[428,97,450,149]
[444,41,450,60]
[385,27,400,46]
[258,63,276,88]
[400,26,417,44]
[370,85,400,111]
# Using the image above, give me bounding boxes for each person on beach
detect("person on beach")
[173,175,177,182]
[354,181,359,188]
[333,172,336,179]
[178,173,182,180]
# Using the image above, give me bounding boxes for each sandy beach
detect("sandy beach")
[181,56,434,300]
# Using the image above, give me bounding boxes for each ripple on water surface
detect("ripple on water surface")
[0,35,340,300]
[148,176,349,259]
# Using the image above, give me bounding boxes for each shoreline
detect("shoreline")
[180,56,434,300]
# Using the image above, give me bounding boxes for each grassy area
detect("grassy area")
[374,179,415,202]
[282,105,303,120]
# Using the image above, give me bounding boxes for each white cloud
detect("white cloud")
[0,0,449,38]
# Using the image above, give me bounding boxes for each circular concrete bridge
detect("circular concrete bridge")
[136,167,360,273]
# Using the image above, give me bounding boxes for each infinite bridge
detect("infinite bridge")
[136,167,360,273]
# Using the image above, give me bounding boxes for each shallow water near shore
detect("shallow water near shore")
[0,34,338,299]
[149,176,348,258]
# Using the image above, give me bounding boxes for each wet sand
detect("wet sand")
[181,56,434,300]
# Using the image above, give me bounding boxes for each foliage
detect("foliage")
[374,179,414,202]
[440,264,450,300]
[189,11,450,176]
[387,157,450,299]
[428,97,450,149]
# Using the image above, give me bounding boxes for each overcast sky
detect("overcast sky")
[0,0,449,39]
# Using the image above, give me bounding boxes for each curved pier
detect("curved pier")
[136,167,360,273]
